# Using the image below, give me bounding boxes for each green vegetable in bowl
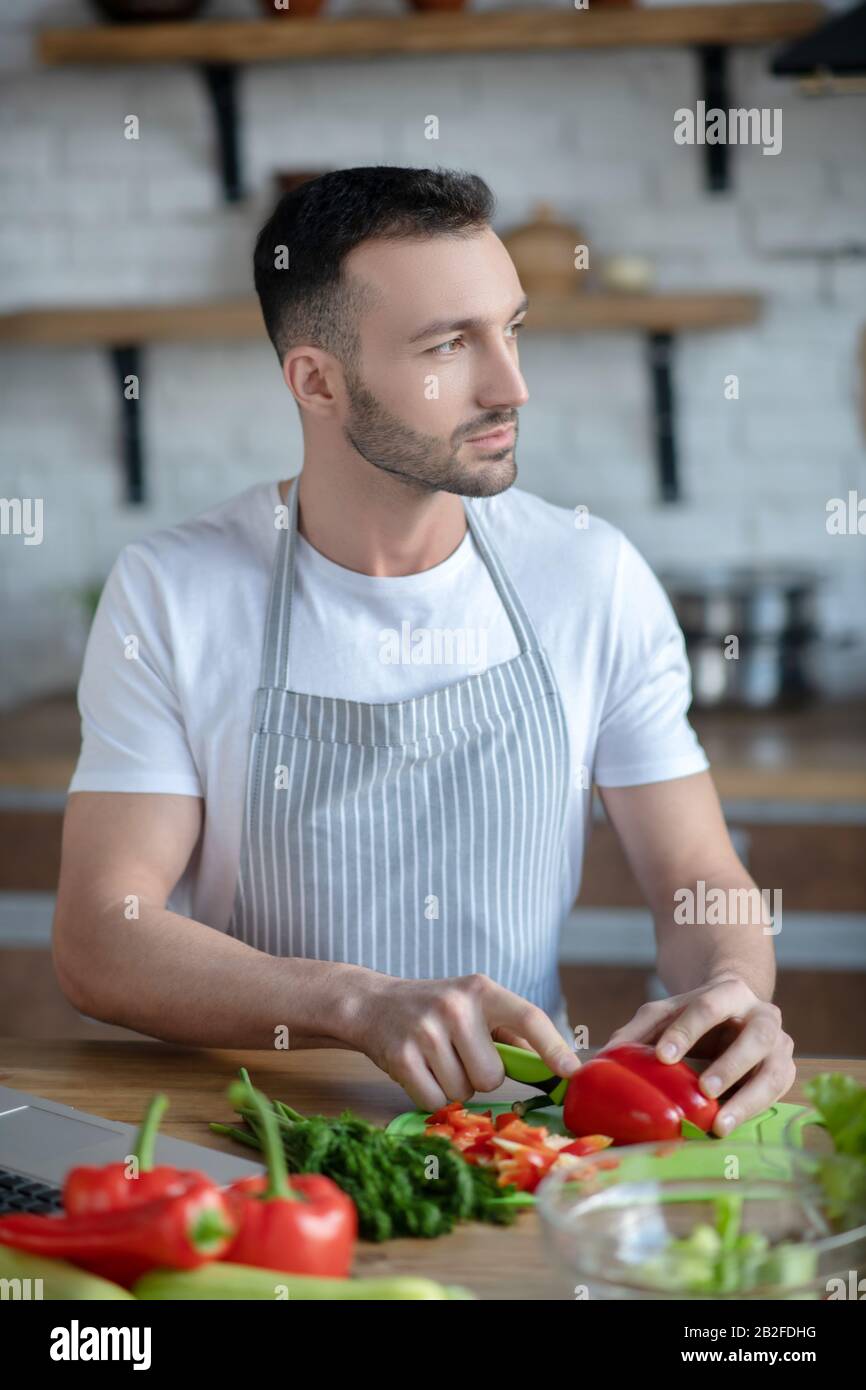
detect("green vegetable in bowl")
[804,1073,866,1231]
[805,1073,866,1157]
[632,1192,817,1296]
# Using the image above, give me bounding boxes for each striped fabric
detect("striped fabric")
[227,477,573,1030]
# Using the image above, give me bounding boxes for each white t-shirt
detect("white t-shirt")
[69,479,710,935]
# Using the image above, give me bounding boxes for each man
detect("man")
[55,166,794,1133]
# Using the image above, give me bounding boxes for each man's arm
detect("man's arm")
[598,770,776,1001]
[596,771,795,1135]
[52,792,577,1109]
[52,791,366,1050]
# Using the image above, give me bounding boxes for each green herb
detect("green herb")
[211,1074,519,1243]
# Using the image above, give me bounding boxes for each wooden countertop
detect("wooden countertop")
[1,1039,860,1301]
[1,695,864,803]
[691,704,866,803]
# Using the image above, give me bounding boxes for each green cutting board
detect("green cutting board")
[385,1101,825,1207]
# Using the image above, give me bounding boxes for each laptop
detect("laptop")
[0,1083,265,1214]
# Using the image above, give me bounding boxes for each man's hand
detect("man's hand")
[344,971,580,1112]
[600,972,796,1137]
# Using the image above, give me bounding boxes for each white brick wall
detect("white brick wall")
[1,0,865,707]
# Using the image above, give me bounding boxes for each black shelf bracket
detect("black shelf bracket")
[697,44,730,193]
[110,345,145,505]
[647,331,680,504]
[199,63,243,204]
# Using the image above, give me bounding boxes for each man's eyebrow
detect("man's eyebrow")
[407,295,529,346]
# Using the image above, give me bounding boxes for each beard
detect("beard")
[342,365,518,499]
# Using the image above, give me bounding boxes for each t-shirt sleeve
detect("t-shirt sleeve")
[593,531,710,787]
[67,543,204,797]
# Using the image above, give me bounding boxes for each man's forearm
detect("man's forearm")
[54,896,374,1050]
[653,869,777,1001]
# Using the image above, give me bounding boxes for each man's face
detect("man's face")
[338,227,529,498]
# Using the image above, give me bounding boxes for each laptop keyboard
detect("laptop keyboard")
[0,1166,64,1214]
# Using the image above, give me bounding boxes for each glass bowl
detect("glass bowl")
[535,1142,866,1301]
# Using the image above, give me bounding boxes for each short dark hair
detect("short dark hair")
[252,165,496,376]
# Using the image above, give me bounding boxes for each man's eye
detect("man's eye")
[430,337,463,356]
[429,322,525,356]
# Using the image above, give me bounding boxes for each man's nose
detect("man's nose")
[478,352,529,412]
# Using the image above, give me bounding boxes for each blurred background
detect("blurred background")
[0,0,864,1052]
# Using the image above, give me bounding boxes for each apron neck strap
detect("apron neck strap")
[260,476,537,690]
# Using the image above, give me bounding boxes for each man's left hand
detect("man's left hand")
[600,972,796,1137]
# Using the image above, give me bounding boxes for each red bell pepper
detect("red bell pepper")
[0,1180,234,1289]
[63,1094,216,1215]
[562,1042,719,1145]
[602,1044,719,1132]
[221,1072,356,1278]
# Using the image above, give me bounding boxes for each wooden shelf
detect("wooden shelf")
[511,291,761,333]
[0,292,759,348]
[38,5,826,204]
[0,293,760,504]
[0,300,264,348]
[38,4,825,66]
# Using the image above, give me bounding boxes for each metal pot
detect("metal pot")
[684,634,821,709]
[659,566,821,642]
[658,566,828,709]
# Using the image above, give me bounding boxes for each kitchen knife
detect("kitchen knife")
[494,1041,570,1106]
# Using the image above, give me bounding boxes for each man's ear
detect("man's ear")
[284,347,339,416]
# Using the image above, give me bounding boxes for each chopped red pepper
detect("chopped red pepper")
[492,1142,559,1192]
[421,1104,605,1191]
[424,1123,457,1140]
[222,1072,356,1278]
[426,1101,465,1126]
[560,1134,614,1157]
[492,1117,555,1148]
[448,1108,492,1133]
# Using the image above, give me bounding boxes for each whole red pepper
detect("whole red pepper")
[563,1042,719,1145]
[221,1072,356,1278]
[603,1043,720,1131]
[0,1180,235,1289]
[63,1094,215,1215]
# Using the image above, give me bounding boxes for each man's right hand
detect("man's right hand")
[342,971,580,1112]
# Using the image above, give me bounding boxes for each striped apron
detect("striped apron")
[227,477,574,1040]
